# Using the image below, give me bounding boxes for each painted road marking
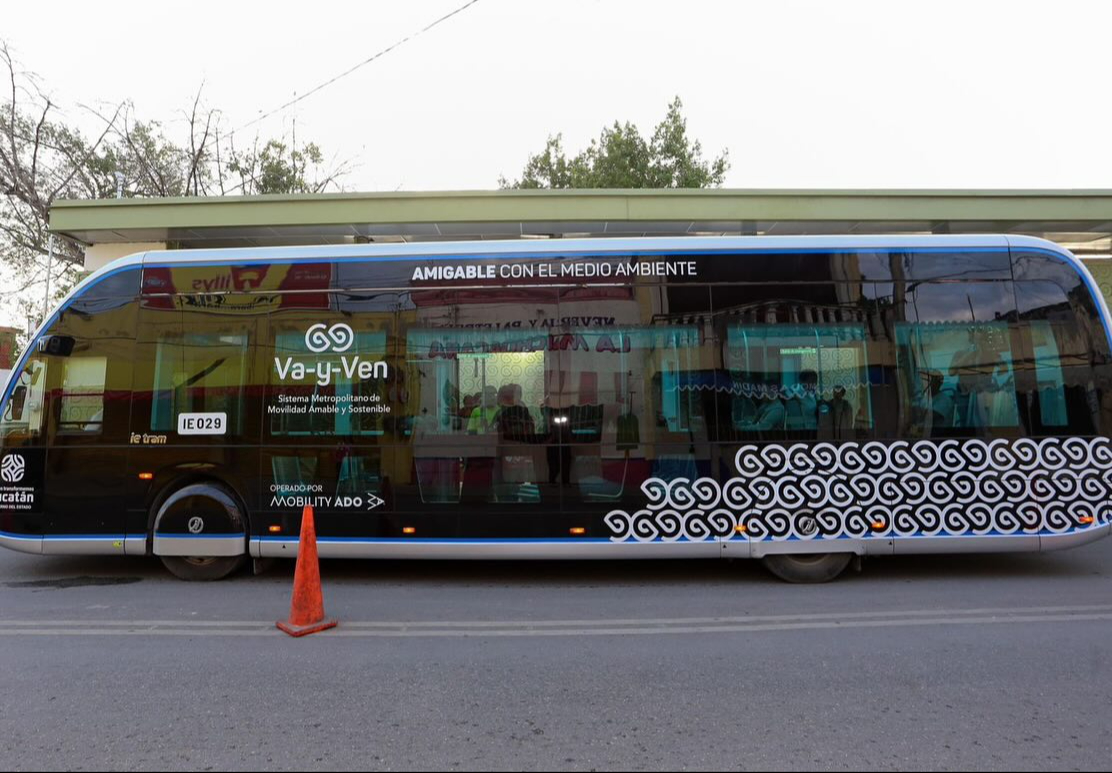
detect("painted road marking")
[0,604,1111,637]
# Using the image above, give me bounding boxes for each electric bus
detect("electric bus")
[1,235,1110,582]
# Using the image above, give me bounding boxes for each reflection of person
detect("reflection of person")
[785,370,818,430]
[731,393,757,428]
[738,382,785,431]
[496,384,534,441]
[925,371,955,430]
[818,385,854,438]
[467,386,500,434]
[460,393,478,420]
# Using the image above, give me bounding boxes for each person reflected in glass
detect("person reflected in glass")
[737,380,785,431]
[818,384,854,439]
[926,370,956,432]
[785,369,819,431]
[467,385,500,434]
[496,384,535,441]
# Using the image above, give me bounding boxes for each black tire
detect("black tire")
[153,482,248,582]
[762,552,853,584]
[160,554,247,582]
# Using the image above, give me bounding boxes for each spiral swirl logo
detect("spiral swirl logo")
[1,454,25,483]
[305,323,355,353]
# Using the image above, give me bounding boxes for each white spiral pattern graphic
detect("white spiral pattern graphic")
[305,322,355,353]
[605,438,1112,543]
[1,453,25,483]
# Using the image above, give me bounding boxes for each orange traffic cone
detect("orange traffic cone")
[277,505,338,637]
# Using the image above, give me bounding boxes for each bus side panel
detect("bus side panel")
[125,285,266,548]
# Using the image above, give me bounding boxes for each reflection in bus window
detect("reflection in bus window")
[58,357,107,434]
[406,328,548,505]
[268,328,388,437]
[152,333,248,434]
[406,329,547,437]
[725,325,873,438]
[1030,321,1068,427]
[896,322,1019,435]
[0,358,46,441]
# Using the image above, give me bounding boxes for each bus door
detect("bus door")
[128,294,264,549]
[394,288,559,540]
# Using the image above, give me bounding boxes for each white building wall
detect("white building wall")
[84,242,167,272]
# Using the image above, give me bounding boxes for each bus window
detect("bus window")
[724,324,873,440]
[1014,280,1101,435]
[151,331,250,436]
[895,322,1020,436]
[0,358,47,444]
[267,324,389,438]
[57,357,107,434]
[1029,321,1068,427]
[405,327,548,505]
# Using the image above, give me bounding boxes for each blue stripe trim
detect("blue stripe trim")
[0,530,43,541]
[155,532,246,540]
[259,536,617,544]
[0,532,128,541]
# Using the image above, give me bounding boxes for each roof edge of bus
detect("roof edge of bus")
[129,234,1017,264]
[1003,234,1078,254]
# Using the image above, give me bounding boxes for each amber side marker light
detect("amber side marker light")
[268,525,282,534]
[402,527,417,535]
[570,527,587,536]
[138,472,154,480]
[735,524,747,534]
[871,521,886,530]
[1079,516,1095,525]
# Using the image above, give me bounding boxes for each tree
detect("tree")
[0,42,348,338]
[226,138,343,195]
[500,97,729,189]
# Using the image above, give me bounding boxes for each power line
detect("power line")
[225,0,482,144]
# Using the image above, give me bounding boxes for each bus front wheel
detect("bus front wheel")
[761,552,853,583]
[161,554,246,582]
[153,482,248,582]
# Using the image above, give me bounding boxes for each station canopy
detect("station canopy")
[47,188,1112,270]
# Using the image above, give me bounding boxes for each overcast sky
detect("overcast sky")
[5,0,1111,192]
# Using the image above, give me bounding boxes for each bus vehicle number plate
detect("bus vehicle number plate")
[178,412,227,435]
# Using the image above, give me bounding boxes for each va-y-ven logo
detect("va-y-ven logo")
[274,323,387,387]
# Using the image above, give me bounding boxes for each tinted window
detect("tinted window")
[724,324,873,440]
[886,281,1022,438]
[135,302,259,442]
[884,250,1012,282]
[1015,281,1101,435]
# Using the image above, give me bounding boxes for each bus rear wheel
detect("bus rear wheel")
[762,552,853,583]
[160,554,246,582]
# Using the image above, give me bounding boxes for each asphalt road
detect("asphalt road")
[1,543,1111,771]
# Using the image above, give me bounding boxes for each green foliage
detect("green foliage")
[501,97,729,189]
[227,139,332,196]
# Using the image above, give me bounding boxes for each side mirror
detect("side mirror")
[38,335,75,357]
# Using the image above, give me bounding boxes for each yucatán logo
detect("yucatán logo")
[274,323,387,387]
[1,454,25,483]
